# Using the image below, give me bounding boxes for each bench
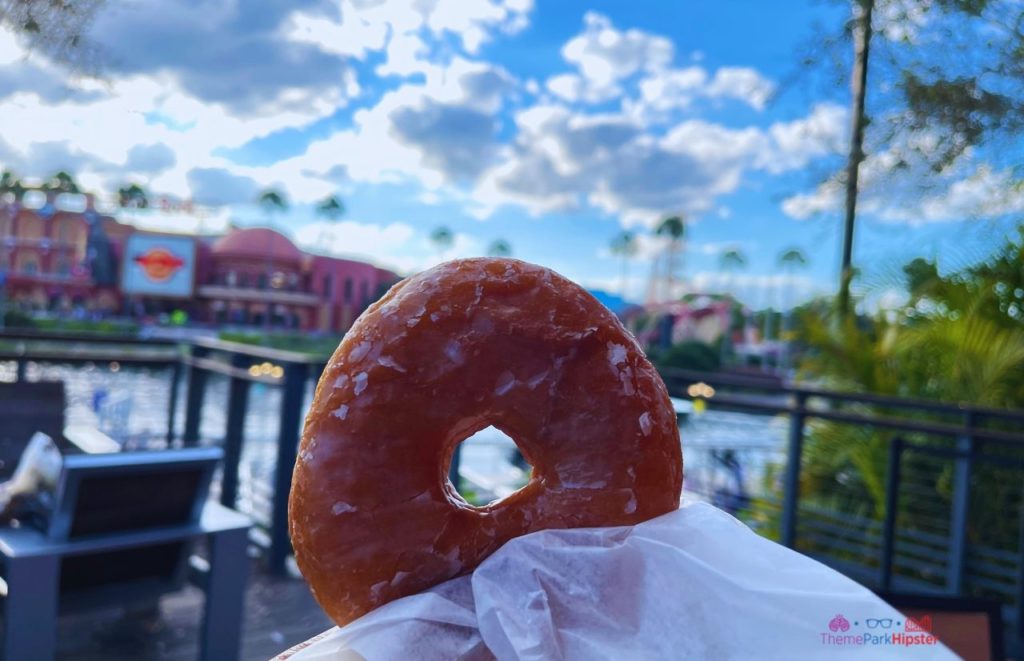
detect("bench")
[0,381,118,479]
[0,447,251,661]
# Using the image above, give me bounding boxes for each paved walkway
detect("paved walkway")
[56,562,333,660]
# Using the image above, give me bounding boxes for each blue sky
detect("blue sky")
[0,0,1018,309]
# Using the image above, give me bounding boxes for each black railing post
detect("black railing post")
[879,436,903,591]
[1016,485,1024,651]
[269,360,308,574]
[780,391,807,548]
[15,358,25,382]
[166,359,183,445]
[947,411,975,595]
[182,344,209,446]
[220,353,251,509]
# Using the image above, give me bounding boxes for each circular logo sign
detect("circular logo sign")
[133,247,185,282]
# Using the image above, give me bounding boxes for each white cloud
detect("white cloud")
[636,66,707,112]
[293,220,484,274]
[759,103,847,172]
[780,128,1024,225]
[294,220,416,259]
[556,12,674,102]
[687,270,822,305]
[706,67,775,110]
[286,0,533,75]
[254,55,519,204]
[186,168,261,207]
[545,73,587,102]
[551,14,774,115]
[883,165,1024,223]
[116,206,233,236]
[781,182,841,220]
[471,101,845,227]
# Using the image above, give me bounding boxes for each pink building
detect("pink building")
[197,227,399,331]
[1,197,401,332]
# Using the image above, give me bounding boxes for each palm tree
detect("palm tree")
[720,249,747,294]
[257,188,289,329]
[117,183,149,209]
[609,230,637,297]
[778,247,809,371]
[838,0,875,319]
[656,215,685,301]
[317,195,345,221]
[0,170,17,198]
[430,226,454,261]
[0,170,22,280]
[719,249,746,363]
[487,239,512,258]
[316,194,345,250]
[46,171,80,194]
[258,189,288,216]
[0,170,27,210]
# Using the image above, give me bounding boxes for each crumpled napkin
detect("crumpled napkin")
[280,501,956,660]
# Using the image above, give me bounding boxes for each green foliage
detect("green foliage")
[656,215,685,240]
[117,183,149,209]
[316,195,345,221]
[656,340,720,372]
[257,189,288,214]
[45,171,80,194]
[0,170,19,195]
[794,225,1024,546]
[902,73,1014,169]
[218,331,341,357]
[487,239,512,257]
[17,316,140,335]
[2,308,34,328]
[0,0,104,70]
[720,249,746,270]
[609,231,637,257]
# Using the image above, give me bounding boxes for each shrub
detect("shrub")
[656,340,720,372]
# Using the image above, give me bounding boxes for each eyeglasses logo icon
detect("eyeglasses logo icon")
[866,618,894,629]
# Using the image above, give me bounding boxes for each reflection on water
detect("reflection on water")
[2,362,788,524]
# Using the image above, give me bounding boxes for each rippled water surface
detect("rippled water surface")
[3,362,788,522]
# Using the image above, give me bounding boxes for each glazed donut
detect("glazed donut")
[289,258,682,626]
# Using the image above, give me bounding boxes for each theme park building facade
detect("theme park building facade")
[0,195,399,332]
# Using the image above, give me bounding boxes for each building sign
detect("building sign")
[121,234,195,298]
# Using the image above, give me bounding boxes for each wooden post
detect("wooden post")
[269,361,307,574]
[780,391,807,548]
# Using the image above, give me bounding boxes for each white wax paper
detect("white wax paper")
[279,501,956,660]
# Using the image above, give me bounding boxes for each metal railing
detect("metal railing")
[661,366,1024,653]
[3,332,1024,651]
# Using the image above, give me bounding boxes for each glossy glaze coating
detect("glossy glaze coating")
[289,258,683,626]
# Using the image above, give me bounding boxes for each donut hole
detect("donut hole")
[447,425,534,509]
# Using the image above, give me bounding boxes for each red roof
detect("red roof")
[212,227,302,263]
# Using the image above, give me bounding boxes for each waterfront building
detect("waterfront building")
[0,195,400,332]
